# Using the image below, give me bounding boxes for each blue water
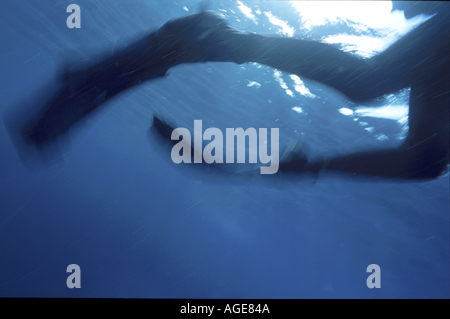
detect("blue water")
[0,1,448,298]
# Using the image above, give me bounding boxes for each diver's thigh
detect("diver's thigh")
[371,13,449,88]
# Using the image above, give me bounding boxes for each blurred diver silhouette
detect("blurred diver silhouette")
[4,1,449,179]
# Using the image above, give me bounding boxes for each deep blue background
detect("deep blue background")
[0,0,448,298]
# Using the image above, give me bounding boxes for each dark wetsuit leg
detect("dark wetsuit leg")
[19,34,175,148]
[4,26,198,164]
[7,9,448,178]
[241,13,449,179]
[244,11,449,102]
[315,13,449,179]
[7,11,250,153]
[300,73,449,180]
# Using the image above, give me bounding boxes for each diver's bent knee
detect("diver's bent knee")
[408,158,449,180]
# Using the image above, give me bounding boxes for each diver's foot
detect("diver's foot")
[153,11,251,66]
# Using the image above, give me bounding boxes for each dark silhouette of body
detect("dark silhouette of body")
[5,1,449,179]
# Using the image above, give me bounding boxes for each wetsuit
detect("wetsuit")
[7,4,449,179]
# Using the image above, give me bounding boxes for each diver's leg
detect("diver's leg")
[151,11,252,65]
[4,11,245,162]
[244,12,448,102]
[12,11,256,149]
[162,11,447,103]
[153,12,374,93]
[9,28,191,149]
[244,34,385,102]
[147,11,382,102]
[283,63,449,180]
[153,11,449,179]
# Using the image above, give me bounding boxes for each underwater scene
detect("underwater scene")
[0,1,448,298]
